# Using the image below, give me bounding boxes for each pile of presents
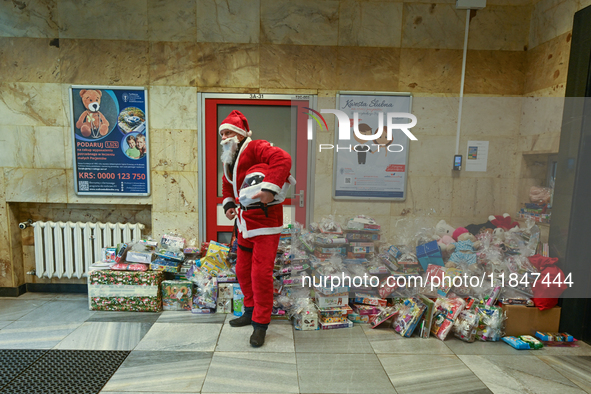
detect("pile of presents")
[87,212,573,349]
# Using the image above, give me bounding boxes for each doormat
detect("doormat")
[0,349,130,394]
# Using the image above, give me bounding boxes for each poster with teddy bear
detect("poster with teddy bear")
[333,92,411,201]
[70,86,150,196]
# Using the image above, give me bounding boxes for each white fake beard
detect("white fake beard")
[220,136,240,164]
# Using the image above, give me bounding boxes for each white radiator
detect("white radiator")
[32,221,145,279]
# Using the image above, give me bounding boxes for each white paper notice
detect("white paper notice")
[465,141,489,172]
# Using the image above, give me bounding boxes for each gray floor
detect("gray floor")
[1,292,590,394]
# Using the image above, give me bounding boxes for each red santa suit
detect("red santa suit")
[220,111,294,325]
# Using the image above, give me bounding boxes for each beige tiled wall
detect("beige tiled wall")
[0,0,581,287]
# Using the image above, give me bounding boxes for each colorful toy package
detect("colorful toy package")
[534,331,574,342]
[502,336,531,350]
[186,265,218,314]
[353,293,387,307]
[418,295,435,339]
[393,297,427,337]
[502,335,544,350]
[453,310,479,342]
[233,284,244,316]
[369,307,399,329]
[88,270,163,312]
[162,280,193,311]
[475,305,505,342]
[431,297,467,340]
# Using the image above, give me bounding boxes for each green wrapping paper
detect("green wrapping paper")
[88,270,163,312]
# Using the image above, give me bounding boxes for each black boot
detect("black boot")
[229,306,253,327]
[250,321,268,348]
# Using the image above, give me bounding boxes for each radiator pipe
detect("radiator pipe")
[26,270,36,275]
[19,219,33,230]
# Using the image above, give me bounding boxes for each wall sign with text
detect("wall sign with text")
[332,92,412,201]
[69,86,150,196]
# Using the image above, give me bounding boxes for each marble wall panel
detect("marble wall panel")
[58,0,149,41]
[461,97,522,137]
[525,32,571,93]
[336,47,399,91]
[4,168,67,203]
[260,0,339,46]
[148,86,198,130]
[0,38,60,83]
[33,127,68,169]
[529,0,578,50]
[0,83,66,127]
[526,84,567,97]
[152,171,198,213]
[314,133,334,175]
[260,45,338,90]
[411,96,459,137]
[8,203,25,286]
[468,6,531,51]
[525,33,572,94]
[317,94,336,132]
[149,41,199,87]
[150,129,198,172]
[402,3,465,49]
[65,170,153,205]
[0,0,59,38]
[60,39,150,86]
[0,171,12,287]
[332,200,391,220]
[197,0,260,44]
[451,176,477,219]
[407,135,456,177]
[464,50,526,95]
[197,43,259,88]
[338,1,403,47]
[398,49,463,93]
[404,176,453,217]
[152,211,199,240]
[148,0,197,42]
[520,97,565,136]
[519,132,561,153]
[486,0,532,5]
[580,0,591,10]
[312,173,333,219]
[0,126,34,168]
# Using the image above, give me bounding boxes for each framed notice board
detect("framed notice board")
[69,86,150,196]
[333,91,412,201]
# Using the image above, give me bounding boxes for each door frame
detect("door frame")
[197,92,317,244]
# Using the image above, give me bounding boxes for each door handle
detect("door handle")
[297,190,304,208]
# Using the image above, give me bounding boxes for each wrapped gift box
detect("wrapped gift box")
[162,280,193,311]
[88,270,163,312]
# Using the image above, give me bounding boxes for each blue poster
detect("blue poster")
[70,86,150,196]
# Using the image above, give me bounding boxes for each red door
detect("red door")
[204,98,309,243]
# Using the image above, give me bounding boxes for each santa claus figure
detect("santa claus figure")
[219,110,294,347]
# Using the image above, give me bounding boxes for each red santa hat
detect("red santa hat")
[488,213,519,230]
[219,110,252,138]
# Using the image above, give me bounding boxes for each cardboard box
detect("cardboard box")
[501,304,560,336]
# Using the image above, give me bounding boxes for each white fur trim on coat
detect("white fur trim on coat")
[222,197,235,206]
[259,182,282,194]
[219,123,252,138]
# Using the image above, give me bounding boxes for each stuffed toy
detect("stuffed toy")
[448,231,481,268]
[488,213,519,230]
[76,89,110,138]
[435,220,456,257]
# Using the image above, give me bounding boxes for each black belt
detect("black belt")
[240,203,269,217]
